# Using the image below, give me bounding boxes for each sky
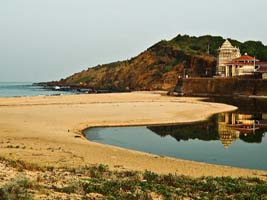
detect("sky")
[1,0,267,82]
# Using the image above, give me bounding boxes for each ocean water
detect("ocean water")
[0,82,71,97]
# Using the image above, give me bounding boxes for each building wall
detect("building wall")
[237,65,255,76]
[179,78,267,96]
[217,48,240,75]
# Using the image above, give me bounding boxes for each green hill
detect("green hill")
[53,34,267,91]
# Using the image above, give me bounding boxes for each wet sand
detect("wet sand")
[0,92,266,178]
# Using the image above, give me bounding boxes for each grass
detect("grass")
[0,156,267,199]
[0,175,35,200]
[0,156,49,172]
[51,168,267,200]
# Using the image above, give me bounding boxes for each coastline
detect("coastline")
[0,92,266,179]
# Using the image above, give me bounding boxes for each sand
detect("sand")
[0,92,266,179]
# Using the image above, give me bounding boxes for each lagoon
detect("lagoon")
[85,98,267,170]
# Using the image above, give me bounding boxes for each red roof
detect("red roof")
[226,61,267,66]
[232,55,259,62]
[258,62,267,66]
[257,66,267,73]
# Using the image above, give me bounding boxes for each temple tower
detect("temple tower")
[217,40,241,76]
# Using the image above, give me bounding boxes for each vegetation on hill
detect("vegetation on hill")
[170,35,267,61]
[54,35,267,91]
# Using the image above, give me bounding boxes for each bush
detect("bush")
[0,175,34,200]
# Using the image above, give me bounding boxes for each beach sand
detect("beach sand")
[0,92,266,179]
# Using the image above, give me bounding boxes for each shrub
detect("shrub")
[0,175,34,200]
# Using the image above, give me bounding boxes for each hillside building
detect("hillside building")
[216,40,241,76]
[225,53,258,77]
[256,64,267,79]
[217,40,267,78]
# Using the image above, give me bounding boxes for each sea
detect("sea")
[0,82,72,97]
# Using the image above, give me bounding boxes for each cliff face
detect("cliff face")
[54,34,267,91]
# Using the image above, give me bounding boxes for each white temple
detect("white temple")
[216,40,241,76]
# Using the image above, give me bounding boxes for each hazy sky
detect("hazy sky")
[1,0,267,82]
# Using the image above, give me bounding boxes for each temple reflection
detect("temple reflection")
[218,113,267,148]
[148,112,267,149]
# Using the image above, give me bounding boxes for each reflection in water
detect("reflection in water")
[218,113,267,148]
[148,112,267,149]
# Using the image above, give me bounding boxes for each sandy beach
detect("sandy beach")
[0,92,266,179]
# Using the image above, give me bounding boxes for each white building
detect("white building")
[217,40,267,78]
[217,40,241,76]
[225,53,258,77]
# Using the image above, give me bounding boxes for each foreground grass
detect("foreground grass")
[53,167,267,200]
[0,157,267,200]
[0,175,35,200]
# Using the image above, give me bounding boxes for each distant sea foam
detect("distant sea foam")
[0,82,71,97]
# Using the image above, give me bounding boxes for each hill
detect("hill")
[52,35,267,91]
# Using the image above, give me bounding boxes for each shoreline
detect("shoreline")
[81,115,216,134]
[0,92,267,179]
